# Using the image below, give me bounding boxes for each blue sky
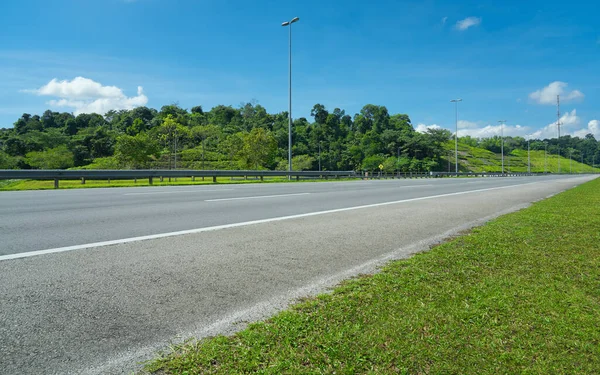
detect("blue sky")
[0,0,598,139]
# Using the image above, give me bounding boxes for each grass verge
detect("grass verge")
[145,178,600,374]
[0,177,358,191]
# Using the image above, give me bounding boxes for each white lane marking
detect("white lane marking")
[398,184,434,188]
[205,193,311,202]
[124,189,234,196]
[0,182,542,262]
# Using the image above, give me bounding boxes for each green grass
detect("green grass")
[144,178,600,375]
[0,176,357,191]
[443,142,600,174]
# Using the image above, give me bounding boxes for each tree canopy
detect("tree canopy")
[1,102,598,171]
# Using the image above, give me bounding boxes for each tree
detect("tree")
[156,115,190,169]
[0,151,19,169]
[361,154,385,171]
[277,154,315,171]
[240,127,277,169]
[114,132,160,168]
[25,145,74,169]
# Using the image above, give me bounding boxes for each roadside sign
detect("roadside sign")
[379,164,384,170]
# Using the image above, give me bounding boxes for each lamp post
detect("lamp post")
[527,137,531,173]
[450,99,462,174]
[498,120,506,174]
[544,142,548,174]
[318,141,322,172]
[282,17,300,178]
[569,149,572,174]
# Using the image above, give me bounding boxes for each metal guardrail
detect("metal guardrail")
[0,169,359,188]
[431,172,540,177]
[364,171,543,179]
[0,169,555,189]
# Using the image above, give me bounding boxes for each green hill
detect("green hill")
[442,142,600,174]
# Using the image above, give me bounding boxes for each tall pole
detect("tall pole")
[174,127,177,170]
[557,95,561,174]
[282,17,300,178]
[318,142,321,172]
[526,139,530,173]
[544,142,547,174]
[499,120,506,174]
[450,99,462,174]
[569,149,572,174]
[288,23,292,175]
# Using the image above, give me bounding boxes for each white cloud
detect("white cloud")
[430,110,597,141]
[415,123,442,133]
[574,120,600,139]
[529,109,580,139]
[458,120,478,129]
[26,77,148,115]
[457,124,529,138]
[441,17,448,25]
[455,17,481,31]
[528,81,584,105]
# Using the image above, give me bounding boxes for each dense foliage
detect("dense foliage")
[0,103,598,171]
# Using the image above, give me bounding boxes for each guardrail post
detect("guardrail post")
[107,178,110,184]
[54,178,59,189]
[81,177,85,185]
[149,176,153,185]
[296,175,300,181]
[192,176,195,182]
[213,176,217,183]
[134,178,137,184]
[260,175,264,181]
[160,176,164,182]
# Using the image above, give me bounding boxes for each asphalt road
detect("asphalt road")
[0,175,595,374]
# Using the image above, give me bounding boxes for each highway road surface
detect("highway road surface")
[0,175,596,374]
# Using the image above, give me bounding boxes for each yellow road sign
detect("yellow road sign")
[379,164,384,170]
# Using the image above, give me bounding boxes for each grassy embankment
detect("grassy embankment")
[445,142,599,174]
[2,143,598,191]
[145,177,600,374]
[0,176,358,191]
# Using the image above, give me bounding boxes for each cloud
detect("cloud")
[458,120,479,129]
[529,109,580,139]
[441,17,448,25]
[455,17,481,31]
[574,120,600,139]
[415,123,442,133]
[25,77,148,116]
[457,123,529,138]
[528,81,584,105]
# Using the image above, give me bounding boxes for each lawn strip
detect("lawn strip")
[145,178,598,373]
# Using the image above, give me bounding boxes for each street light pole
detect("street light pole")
[498,120,506,174]
[544,142,547,174]
[450,99,462,174]
[318,141,322,172]
[570,149,572,174]
[282,17,300,178]
[527,137,531,173]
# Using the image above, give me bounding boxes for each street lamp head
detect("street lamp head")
[282,17,299,26]
[450,99,462,103]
